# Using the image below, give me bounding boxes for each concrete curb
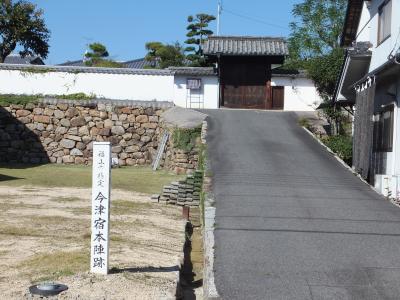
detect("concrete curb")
[203,204,220,299]
[201,119,220,300]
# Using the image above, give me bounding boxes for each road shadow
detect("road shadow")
[0,106,49,165]
[109,265,180,274]
[178,222,203,300]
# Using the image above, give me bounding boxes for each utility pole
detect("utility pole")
[217,0,222,35]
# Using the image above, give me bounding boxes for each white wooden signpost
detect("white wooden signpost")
[90,142,111,274]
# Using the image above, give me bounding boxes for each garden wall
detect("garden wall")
[0,99,200,174]
[0,64,219,109]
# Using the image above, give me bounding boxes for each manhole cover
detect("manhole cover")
[29,283,68,296]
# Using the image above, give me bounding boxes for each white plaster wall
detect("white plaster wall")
[393,77,400,175]
[362,0,400,71]
[271,76,322,111]
[0,69,175,102]
[356,1,372,42]
[173,75,219,109]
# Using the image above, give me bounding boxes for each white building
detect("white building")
[334,0,400,196]
[0,54,321,111]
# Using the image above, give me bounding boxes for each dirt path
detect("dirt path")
[0,185,185,299]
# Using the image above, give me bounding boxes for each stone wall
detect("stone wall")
[0,100,166,166]
[164,137,201,175]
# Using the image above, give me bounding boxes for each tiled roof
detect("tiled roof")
[340,0,366,47]
[58,58,156,69]
[123,58,156,69]
[0,63,217,77]
[203,36,288,56]
[4,54,44,65]
[271,68,308,78]
[168,67,216,76]
[58,60,86,66]
[0,63,172,75]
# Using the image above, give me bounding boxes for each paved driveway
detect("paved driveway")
[205,110,400,300]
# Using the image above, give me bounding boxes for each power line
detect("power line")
[223,8,289,30]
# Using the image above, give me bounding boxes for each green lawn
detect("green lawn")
[0,164,182,194]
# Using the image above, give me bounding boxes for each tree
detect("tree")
[287,0,347,134]
[185,13,216,67]
[84,42,122,68]
[287,0,346,66]
[145,42,185,69]
[0,0,50,63]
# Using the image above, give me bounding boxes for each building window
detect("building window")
[378,0,392,44]
[373,104,394,152]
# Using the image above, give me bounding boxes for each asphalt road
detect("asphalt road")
[205,110,400,300]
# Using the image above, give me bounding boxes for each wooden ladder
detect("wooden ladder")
[152,132,169,171]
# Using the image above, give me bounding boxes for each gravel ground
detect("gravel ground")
[0,186,184,300]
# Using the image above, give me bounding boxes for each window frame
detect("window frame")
[377,0,392,45]
[373,104,394,152]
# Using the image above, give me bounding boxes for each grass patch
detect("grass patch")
[112,200,153,215]
[0,165,183,194]
[50,196,83,203]
[20,250,89,282]
[0,225,43,237]
[68,206,91,216]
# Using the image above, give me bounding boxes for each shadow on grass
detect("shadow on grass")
[109,265,179,274]
[0,163,44,170]
[0,173,23,182]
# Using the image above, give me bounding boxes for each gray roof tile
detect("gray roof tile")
[0,63,172,76]
[168,67,216,76]
[4,54,44,65]
[203,36,288,56]
[0,63,217,77]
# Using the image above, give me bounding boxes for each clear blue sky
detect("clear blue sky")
[30,0,301,65]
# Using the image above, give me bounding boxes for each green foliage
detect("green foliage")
[0,94,39,106]
[298,117,311,129]
[321,135,353,165]
[286,0,346,101]
[85,42,109,59]
[83,42,122,68]
[58,93,94,100]
[0,0,50,63]
[286,0,347,134]
[0,93,94,105]
[145,41,185,69]
[185,13,216,67]
[197,143,207,171]
[86,58,123,68]
[21,67,52,74]
[306,47,345,102]
[287,0,347,62]
[172,127,201,151]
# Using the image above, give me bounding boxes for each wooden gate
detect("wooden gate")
[272,86,284,110]
[222,62,270,109]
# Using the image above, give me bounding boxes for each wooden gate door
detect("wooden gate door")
[272,86,284,110]
[222,62,268,109]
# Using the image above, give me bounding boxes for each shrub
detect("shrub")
[0,93,95,106]
[0,94,40,106]
[321,135,352,165]
[172,127,201,151]
[298,117,311,129]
